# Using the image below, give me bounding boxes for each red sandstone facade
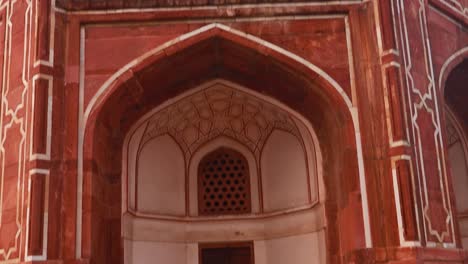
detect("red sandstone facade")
[0,0,467,263]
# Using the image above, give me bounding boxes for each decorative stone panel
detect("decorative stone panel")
[140,83,302,162]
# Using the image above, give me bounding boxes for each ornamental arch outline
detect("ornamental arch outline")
[79,22,373,260]
[438,47,468,96]
[197,147,252,216]
[122,80,325,220]
[189,135,260,217]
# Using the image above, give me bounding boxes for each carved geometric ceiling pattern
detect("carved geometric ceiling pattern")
[140,83,302,161]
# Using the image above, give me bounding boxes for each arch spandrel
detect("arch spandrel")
[84,23,354,127]
[82,20,354,115]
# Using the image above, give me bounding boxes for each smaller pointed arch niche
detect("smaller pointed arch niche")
[198,147,252,215]
[137,134,186,216]
[261,130,310,212]
[124,79,321,218]
[123,80,325,264]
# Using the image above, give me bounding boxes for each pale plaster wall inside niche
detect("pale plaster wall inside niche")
[261,130,310,212]
[124,239,133,264]
[295,118,321,203]
[449,141,468,213]
[462,237,468,250]
[124,239,189,264]
[254,231,326,264]
[124,232,326,264]
[458,218,468,249]
[122,205,325,243]
[137,135,186,216]
[187,243,199,264]
[458,218,468,237]
[188,136,260,216]
[127,123,146,211]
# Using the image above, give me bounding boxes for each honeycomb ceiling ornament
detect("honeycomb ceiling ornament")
[140,82,302,161]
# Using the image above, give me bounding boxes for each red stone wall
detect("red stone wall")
[55,0,363,10]
[0,0,35,262]
[0,0,465,263]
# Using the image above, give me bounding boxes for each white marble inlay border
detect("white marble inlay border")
[33,0,55,67]
[24,169,49,262]
[391,155,422,246]
[438,0,468,19]
[396,0,456,247]
[29,74,53,161]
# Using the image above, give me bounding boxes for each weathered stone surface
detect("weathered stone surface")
[0,0,466,263]
[57,0,362,10]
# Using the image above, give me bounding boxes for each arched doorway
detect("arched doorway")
[442,57,468,249]
[81,24,369,263]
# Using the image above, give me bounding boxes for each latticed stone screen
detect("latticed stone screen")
[198,148,251,215]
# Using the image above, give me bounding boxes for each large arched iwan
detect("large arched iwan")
[79,23,370,263]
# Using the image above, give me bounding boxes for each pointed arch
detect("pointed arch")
[440,50,468,249]
[78,22,372,261]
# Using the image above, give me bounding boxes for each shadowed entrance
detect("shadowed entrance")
[200,243,254,264]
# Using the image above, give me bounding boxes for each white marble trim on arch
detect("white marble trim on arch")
[77,22,373,258]
[435,0,468,20]
[438,47,468,94]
